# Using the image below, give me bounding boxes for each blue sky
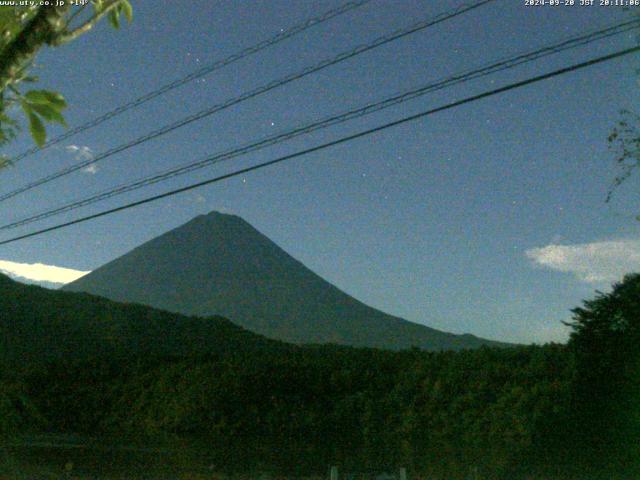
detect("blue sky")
[0,0,639,343]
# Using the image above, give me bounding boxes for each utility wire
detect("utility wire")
[1,18,637,231]
[0,0,495,203]
[8,0,373,164]
[0,45,636,247]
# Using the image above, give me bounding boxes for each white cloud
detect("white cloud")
[526,238,640,283]
[0,260,90,286]
[82,163,99,175]
[66,144,98,174]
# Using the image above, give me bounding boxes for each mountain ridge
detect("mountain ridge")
[0,271,284,364]
[64,211,509,350]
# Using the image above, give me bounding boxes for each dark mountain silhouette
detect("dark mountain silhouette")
[0,272,282,364]
[64,211,507,350]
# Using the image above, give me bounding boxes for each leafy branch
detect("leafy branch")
[53,0,132,45]
[0,1,132,154]
[18,89,67,147]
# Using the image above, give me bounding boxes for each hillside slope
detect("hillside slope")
[0,273,281,364]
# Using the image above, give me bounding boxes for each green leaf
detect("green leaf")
[23,90,50,104]
[24,90,67,110]
[43,92,67,110]
[120,0,133,23]
[108,9,120,29]
[30,118,46,148]
[92,0,105,14]
[26,109,46,147]
[30,103,67,127]
[0,8,22,47]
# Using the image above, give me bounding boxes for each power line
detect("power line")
[0,0,495,203]
[8,0,373,164]
[2,20,637,230]
[0,45,636,247]
[1,18,636,231]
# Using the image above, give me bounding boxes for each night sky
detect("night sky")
[0,0,638,343]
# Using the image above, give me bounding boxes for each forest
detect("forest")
[0,273,638,479]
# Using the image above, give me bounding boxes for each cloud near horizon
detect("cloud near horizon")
[526,238,640,283]
[0,260,90,285]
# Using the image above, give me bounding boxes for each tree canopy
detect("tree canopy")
[566,273,640,476]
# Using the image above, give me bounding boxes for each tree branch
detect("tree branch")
[51,0,122,46]
[0,5,70,94]
[63,2,90,31]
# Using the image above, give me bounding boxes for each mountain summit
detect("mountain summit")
[64,211,505,350]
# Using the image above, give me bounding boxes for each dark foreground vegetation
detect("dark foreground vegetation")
[0,274,638,479]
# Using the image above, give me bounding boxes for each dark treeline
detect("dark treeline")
[1,274,638,478]
[3,345,573,478]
